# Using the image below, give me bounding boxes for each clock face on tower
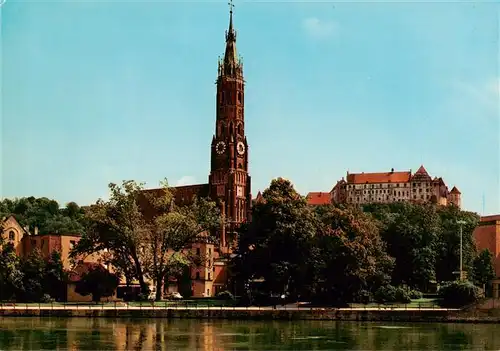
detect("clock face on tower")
[237,141,245,155]
[216,141,226,155]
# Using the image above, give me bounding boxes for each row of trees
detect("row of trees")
[0,197,86,235]
[1,178,495,305]
[231,178,495,305]
[0,243,66,302]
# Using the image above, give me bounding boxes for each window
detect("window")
[207,289,210,296]
[196,272,200,279]
[196,248,200,255]
[208,273,211,280]
[8,231,15,241]
[208,248,212,256]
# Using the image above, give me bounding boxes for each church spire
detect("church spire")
[219,0,242,78]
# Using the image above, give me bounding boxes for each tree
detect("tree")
[18,249,46,302]
[145,182,221,300]
[75,265,119,303]
[44,251,67,301]
[472,249,495,290]
[314,205,394,304]
[364,202,441,291]
[234,178,318,301]
[72,179,221,300]
[435,206,478,283]
[71,180,152,296]
[0,240,23,301]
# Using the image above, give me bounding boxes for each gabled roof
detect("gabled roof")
[305,192,331,206]
[411,165,432,182]
[2,215,29,234]
[346,171,411,185]
[450,186,461,195]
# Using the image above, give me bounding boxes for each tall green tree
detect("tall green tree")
[235,178,318,300]
[18,249,46,302]
[314,205,394,304]
[472,249,495,289]
[0,240,23,301]
[364,202,441,291]
[435,206,478,283]
[44,251,67,301]
[72,179,221,299]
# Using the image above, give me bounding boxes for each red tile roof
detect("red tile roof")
[306,192,331,206]
[346,171,411,184]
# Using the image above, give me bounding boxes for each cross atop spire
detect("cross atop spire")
[219,0,242,78]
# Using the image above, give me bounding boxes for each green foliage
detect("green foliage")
[0,197,86,235]
[0,242,23,301]
[75,265,119,302]
[313,205,394,304]
[44,251,67,301]
[472,249,495,287]
[438,280,481,308]
[72,179,221,300]
[235,178,318,300]
[373,285,411,304]
[18,250,47,302]
[364,202,479,292]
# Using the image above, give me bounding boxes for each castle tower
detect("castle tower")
[449,186,462,208]
[208,2,251,251]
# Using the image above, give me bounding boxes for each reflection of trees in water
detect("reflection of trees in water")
[0,318,500,350]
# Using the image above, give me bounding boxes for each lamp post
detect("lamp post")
[457,220,467,281]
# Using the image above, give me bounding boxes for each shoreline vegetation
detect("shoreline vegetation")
[1,179,496,311]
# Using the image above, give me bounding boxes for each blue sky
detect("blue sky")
[1,0,499,215]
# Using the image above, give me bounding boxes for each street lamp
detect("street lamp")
[457,220,467,281]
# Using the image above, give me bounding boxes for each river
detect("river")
[0,318,499,350]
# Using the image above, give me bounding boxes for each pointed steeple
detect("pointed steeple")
[218,0,242,78]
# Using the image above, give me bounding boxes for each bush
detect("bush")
[374,285,411,304]
[408,289,423,299]
[438,280,481,308]
[216,290,235,301]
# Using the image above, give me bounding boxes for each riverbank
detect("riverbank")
[1,306,499,323]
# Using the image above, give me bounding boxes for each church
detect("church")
[141,4,251,297]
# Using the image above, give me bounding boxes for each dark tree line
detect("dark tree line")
[231,178,495,305]
[0,197,86,235]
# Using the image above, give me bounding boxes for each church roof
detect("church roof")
[450,186,461,194]
[305,192,331,206]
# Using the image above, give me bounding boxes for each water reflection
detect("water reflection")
[0,318,499,350]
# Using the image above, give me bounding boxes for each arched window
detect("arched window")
[237,92,242,103]
[8,231,15,241]
[237,123,243,135]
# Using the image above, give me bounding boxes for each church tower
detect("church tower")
[208,2,251,251]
